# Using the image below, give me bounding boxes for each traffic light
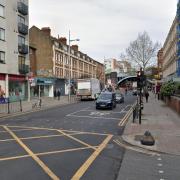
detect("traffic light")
[137,71,143,89]
[137,70,146,89]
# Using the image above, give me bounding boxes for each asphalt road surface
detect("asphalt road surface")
[0,93,137,180]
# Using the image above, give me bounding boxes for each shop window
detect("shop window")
[0,51,5,63]
[0,28,5,41]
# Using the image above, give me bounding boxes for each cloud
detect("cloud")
[29,0,177,62]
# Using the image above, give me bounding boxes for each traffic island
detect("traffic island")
[140,131,155,146]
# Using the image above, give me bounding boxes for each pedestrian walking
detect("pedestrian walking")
[125,88,128,95]
[145,91,149,102]
[54,89,57,99]
[57,89,61,100]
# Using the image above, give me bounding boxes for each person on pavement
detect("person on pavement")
[54,89,57,99]
[145,91,149,102]
[57,89,61,100]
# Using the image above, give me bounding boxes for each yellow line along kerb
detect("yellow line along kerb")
[3,126,60,180]
[118,107,133,126]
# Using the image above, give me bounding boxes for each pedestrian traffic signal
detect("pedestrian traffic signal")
[136,70,145,89]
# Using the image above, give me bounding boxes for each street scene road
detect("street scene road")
[0,94,135,180]
[1,0,180,180]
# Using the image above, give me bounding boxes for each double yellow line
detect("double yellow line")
[118,105,135,126]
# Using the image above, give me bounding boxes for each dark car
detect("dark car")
[96,92,116,109]
[116,93,124,103]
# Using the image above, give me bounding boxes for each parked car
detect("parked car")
[96,92,116,109]
[116,93,124,103]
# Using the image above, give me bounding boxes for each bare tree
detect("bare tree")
[126,31,160,71]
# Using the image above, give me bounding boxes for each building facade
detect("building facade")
[0,0,29,101]
[104,58,123,74]
[29,26,104,97]
[157,48,163,79]
[176,0,180,77]
[162,18,177,80]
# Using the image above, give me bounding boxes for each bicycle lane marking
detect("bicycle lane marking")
[71,134,113,180]
[3,126,60,180]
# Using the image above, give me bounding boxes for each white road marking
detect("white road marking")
[158,170,164,174]
[67,114,121,120]
[157,157,162,161]
[80,109,125,114]
[89,112,110,116]
[158,163,163,167]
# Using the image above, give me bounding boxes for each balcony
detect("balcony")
[17,2,28,15]
[19,64,29,74]
[18,23,28,35]
[18,44,28,54]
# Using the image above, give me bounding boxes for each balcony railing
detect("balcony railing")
[18,23,28,35]
[19,64,29,74]
[17,2,28,15]
[18,44,28,54]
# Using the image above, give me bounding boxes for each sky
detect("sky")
[29,0,178,63]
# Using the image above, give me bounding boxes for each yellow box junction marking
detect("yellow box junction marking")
[0,125,109,136]
[0,146,98,162]
[57,130,97,150]
[3,126,60,180]
[71,134,113,180]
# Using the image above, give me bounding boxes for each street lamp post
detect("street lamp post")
[68,30,79,102]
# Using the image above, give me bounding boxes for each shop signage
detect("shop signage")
[0,98,8,104]
[36,78,54,85]
[9,75,26,81]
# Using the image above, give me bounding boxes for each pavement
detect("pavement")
[122,92,180,156]
[0,95,78,118]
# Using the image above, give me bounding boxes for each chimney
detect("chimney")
[71,45,79,51]
[58,37,67,45]
[41,27,51,36]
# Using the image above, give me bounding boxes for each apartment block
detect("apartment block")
[0,0,29,101]
[29,26,104,96]
[162,18,177,80]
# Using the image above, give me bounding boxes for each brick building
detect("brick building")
[29,26,104,96]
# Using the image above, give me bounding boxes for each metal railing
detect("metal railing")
[0,98,22,114]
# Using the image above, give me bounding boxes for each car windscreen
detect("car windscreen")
[98,93,112,100]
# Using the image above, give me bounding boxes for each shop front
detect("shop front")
[30,77,55,98]
[9,75,27,102]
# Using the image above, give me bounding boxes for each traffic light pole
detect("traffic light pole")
[137,67,143,124]
[139,86,142,124]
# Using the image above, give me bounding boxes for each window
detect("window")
[18,35,25,45]
[18,56,25,68]
[0,51,5,63]
[0,5,4,17]
[0,28,5,40]
[18,15,25,24]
